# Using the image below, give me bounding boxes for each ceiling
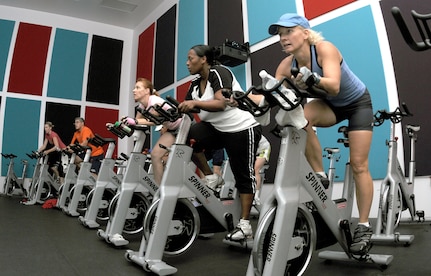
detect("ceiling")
[0,0,162,29]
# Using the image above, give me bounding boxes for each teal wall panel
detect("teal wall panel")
[0,19,15,92]
[247,0,296,45]
[47,29,88,100]
[177,0,205,81]
[2,98,41,176]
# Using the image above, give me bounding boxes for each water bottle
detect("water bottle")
[113,121,134,137]
[259,70,308,129]
[259,70,294,108]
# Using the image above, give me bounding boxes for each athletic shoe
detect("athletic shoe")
[205,173,224,191]
[225,219,253,241]
[254,197,261,206]
[350,224,373,255]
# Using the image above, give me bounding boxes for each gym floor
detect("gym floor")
[1,194,430,276]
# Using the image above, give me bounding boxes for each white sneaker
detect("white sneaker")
[225,219,253,241]
[205,173,224,191]
[254,197,261,206]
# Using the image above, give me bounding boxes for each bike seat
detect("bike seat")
[406,124,420,132]
[323,147,340,154]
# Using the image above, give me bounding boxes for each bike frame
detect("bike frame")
[126,114,243,275]
[79,139,118,227]
[66,148,96,216]
[372,120,418,244]
[56,152,78,211]
[97,128,158,246]
[24,154,58,205]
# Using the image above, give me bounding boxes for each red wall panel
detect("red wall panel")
[8,22,51,96]
[136,23,155,81]
[84,106,120,157]
[303,0,356,19]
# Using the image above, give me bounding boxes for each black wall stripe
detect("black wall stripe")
[154,5,176,90]
[86,35,123,105]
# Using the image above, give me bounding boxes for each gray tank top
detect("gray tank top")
[292,45,366,107]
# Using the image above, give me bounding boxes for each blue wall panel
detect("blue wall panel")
[2,98,40,176]
[177,0,205,81]
[0,19,15,92]
[47,29,88,100]
[247,0,296,45]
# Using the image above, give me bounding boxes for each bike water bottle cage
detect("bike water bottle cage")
[108,122,129,139]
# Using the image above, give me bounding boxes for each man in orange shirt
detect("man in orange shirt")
[68,117,104,174]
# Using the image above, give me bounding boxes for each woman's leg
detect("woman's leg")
[151,132,176,185]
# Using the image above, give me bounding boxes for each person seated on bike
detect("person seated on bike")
[254,135,271,205]
[121,78,182,186]
[36,121,67,182]
[268,13,374,255]
[67,117,104,175]
[178,44,262,242]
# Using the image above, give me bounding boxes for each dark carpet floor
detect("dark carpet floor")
[1,195,430,275]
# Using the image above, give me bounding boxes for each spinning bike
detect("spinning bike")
[231,70,392,275]
[371,104,423,245]
[64,145,96,216]
[1,153,28,197]
[23,151,61,205]
[97,123,157,246]
[78,134,119,227]
[124,98,248,275]
[56,150,79,211]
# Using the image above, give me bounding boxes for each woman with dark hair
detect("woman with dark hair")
[178,45,262,242]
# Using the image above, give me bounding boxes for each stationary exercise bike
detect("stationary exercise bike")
[1,153,28,197]
[229,70,393,275]
[124,98,249,275]
[23,151,61,205]
[97,122,157,246]
[56,150,79,211]
[64,145,96,216]
[371,104,423,245]
[78,135,118,227]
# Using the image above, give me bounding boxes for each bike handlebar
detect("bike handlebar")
[391,6,431,51]
[231,69,328,117]
[373,102,413,126]
[136,96,199,125]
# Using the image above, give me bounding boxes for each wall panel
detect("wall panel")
[154,5,176,90]
[0,19,14,90]
[7,23,51,96]
[136,23,155,81]
[47,29,88,100]
[86,35,123,105]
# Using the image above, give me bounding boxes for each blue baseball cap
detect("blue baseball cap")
[268,13,310,35]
